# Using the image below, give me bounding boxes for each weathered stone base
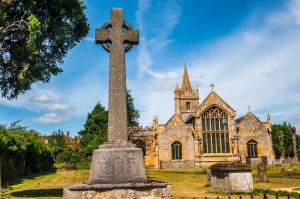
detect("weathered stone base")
[211,172,253,193]
[89,142,147,184]
[63,182,172,199]
[160,160,194,169]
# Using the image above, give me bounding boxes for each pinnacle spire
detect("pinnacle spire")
[181,65,193,94]
[175,83,179,91]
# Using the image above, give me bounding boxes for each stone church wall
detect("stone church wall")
[236,113,275,165]
[158,116,195,168]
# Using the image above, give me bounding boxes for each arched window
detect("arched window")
[186,102,191,110]
[247,140,258,158]
[172,141,182,160]
[201,106,230,153]
[133,139,146,156]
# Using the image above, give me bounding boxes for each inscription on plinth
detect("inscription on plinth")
[89,144,147,184]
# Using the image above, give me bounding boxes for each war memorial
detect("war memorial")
[63,8,171,199]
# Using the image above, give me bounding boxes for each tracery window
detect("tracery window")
[201,106,230,153]
[172,141,182,160]
[186,102,191,110]
[247,140,258,158]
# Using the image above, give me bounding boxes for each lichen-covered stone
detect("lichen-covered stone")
[210,161,253,193]
[89,142,147,184]
[95,8,138,142]
[63,183,172,199]
[257,163,268,182]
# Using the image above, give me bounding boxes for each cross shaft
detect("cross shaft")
[95,8,139,143]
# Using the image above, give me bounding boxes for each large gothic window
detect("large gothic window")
[201,106,230,153]
[172,141,182,160]
[247,140,258,158]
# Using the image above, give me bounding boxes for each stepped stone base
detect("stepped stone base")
[89,142,147,184]
[63,182,172,199]
[64,142,172,198]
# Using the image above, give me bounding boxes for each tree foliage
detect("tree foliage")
[0,122,53,182]
[78,103,108,155]
[0,0,89,99]
[79,90,140,155]
[271,122,294,158]
[127,89,140,127]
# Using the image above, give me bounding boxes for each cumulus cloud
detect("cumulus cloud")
[30,93,73,124]
[31,94,60,104]
[33,113,65,124]
[48,103,73,113]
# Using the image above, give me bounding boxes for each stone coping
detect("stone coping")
[97,141,136,149]
[67,181,171,191]
[210,161,251,171]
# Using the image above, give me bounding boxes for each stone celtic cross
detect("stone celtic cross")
[96,8,139,142]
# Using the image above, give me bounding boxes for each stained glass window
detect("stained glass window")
[201,106,230,153]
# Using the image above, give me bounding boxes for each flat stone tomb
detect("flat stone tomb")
[209,161,253,193]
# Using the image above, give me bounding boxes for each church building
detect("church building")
[129,66,275,168]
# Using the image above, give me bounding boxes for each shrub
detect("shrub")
[0,188,12,199]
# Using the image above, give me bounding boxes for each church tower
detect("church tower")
[174,65,199,121]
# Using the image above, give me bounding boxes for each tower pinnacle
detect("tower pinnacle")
[181,65,193,94]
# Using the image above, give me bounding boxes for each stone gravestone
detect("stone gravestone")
[287,157,292,165]
[292,127,299,163]
[207,168,212,186]
[257,163,268,182]
[63,8,172,199]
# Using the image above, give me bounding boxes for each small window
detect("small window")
[247,140,258,158]
[186,102,191,110]
[172,141,182,160]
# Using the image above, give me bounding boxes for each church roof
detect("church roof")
[235,112,262,124]
[180,65,193,94]
[195,90,236,117]
[165,114,185,125]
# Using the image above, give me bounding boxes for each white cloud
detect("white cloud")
[33,113,64,124]
[290,0,300,25]
[48,103,72,113]
[136,0,182,78]
[31,94,60,103]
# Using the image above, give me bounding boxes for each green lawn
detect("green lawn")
[6,164,300,199]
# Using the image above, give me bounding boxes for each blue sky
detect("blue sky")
[1,0,300,135]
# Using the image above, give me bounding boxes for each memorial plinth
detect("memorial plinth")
[88,142,147,184]
[63,8,172,199]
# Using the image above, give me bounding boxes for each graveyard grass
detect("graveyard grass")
[8,164,300,199]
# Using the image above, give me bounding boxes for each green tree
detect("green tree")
[79,103,108,155]
[79,90,140,155]
[49,130,65,147]
[0,122,53,182]
[271,122,294,158]
[0,0,89,99]
[127,89,140,127]
[48,130,66,161]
